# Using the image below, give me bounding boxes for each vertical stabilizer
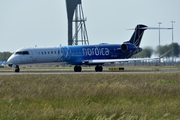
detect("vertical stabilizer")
[128,24,147,46]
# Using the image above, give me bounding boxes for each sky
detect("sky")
[0,0,179,52]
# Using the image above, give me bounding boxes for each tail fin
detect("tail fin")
[128,24,147,47]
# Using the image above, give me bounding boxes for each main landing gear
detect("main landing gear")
[74,65,103,72]
[74,65,82,72]
[95,65,103,72]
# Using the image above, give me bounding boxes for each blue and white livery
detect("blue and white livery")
[7,24,167,72]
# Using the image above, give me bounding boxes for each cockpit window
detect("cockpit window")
[15,52,22,54]
[15,51,29,55]
[22,51,29,54]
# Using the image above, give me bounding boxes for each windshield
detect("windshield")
[15,51,29,55]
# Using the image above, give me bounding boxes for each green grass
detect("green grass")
[0,73,180,119]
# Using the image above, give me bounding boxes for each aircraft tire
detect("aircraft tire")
[74,65,82,72]
[15,68,20,72]
[78,66,82,72]
[15,65,20,72]
[95,65,103,72]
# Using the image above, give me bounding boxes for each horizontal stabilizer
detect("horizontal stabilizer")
[127,26,172,30]
[141,27,172,30]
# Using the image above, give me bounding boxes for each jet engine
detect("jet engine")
[121,43,138,53]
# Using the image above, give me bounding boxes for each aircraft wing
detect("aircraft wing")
[82,49,171,64]
[82,57,159,64]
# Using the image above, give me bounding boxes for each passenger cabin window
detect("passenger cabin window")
[15,51,29,55]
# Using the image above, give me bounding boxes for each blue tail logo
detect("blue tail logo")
[129,24,147,46]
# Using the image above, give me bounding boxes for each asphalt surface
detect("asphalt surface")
[0,69,180,75]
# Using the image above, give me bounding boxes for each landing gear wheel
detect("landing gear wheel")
[74,65,82,72]
[95,65,103,72]
[15,65,20,72]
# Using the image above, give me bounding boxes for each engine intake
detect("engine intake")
[121,43,137,53]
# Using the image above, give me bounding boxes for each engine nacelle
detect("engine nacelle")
[121,43,138,53]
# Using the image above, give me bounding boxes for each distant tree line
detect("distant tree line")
[0,52,12,61]
[155,43,179,57]
[133,43,180,58]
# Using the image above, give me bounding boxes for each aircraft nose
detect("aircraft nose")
[7,55,14,64]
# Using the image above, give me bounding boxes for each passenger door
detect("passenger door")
[30,49,38,62]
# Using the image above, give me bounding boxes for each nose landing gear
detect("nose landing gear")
[15,66,20,72]
[9,64,20,72]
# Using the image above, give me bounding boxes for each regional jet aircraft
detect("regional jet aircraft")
[7,24,169,72]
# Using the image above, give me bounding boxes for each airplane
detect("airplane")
[7,24,171,72]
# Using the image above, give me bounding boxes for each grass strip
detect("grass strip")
[0,73,180,119]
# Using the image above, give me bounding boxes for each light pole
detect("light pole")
[158,22,162,63]
[171,21,175,62]
[158,22,162,47]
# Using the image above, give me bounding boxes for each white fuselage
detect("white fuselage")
[7,47,60,65]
